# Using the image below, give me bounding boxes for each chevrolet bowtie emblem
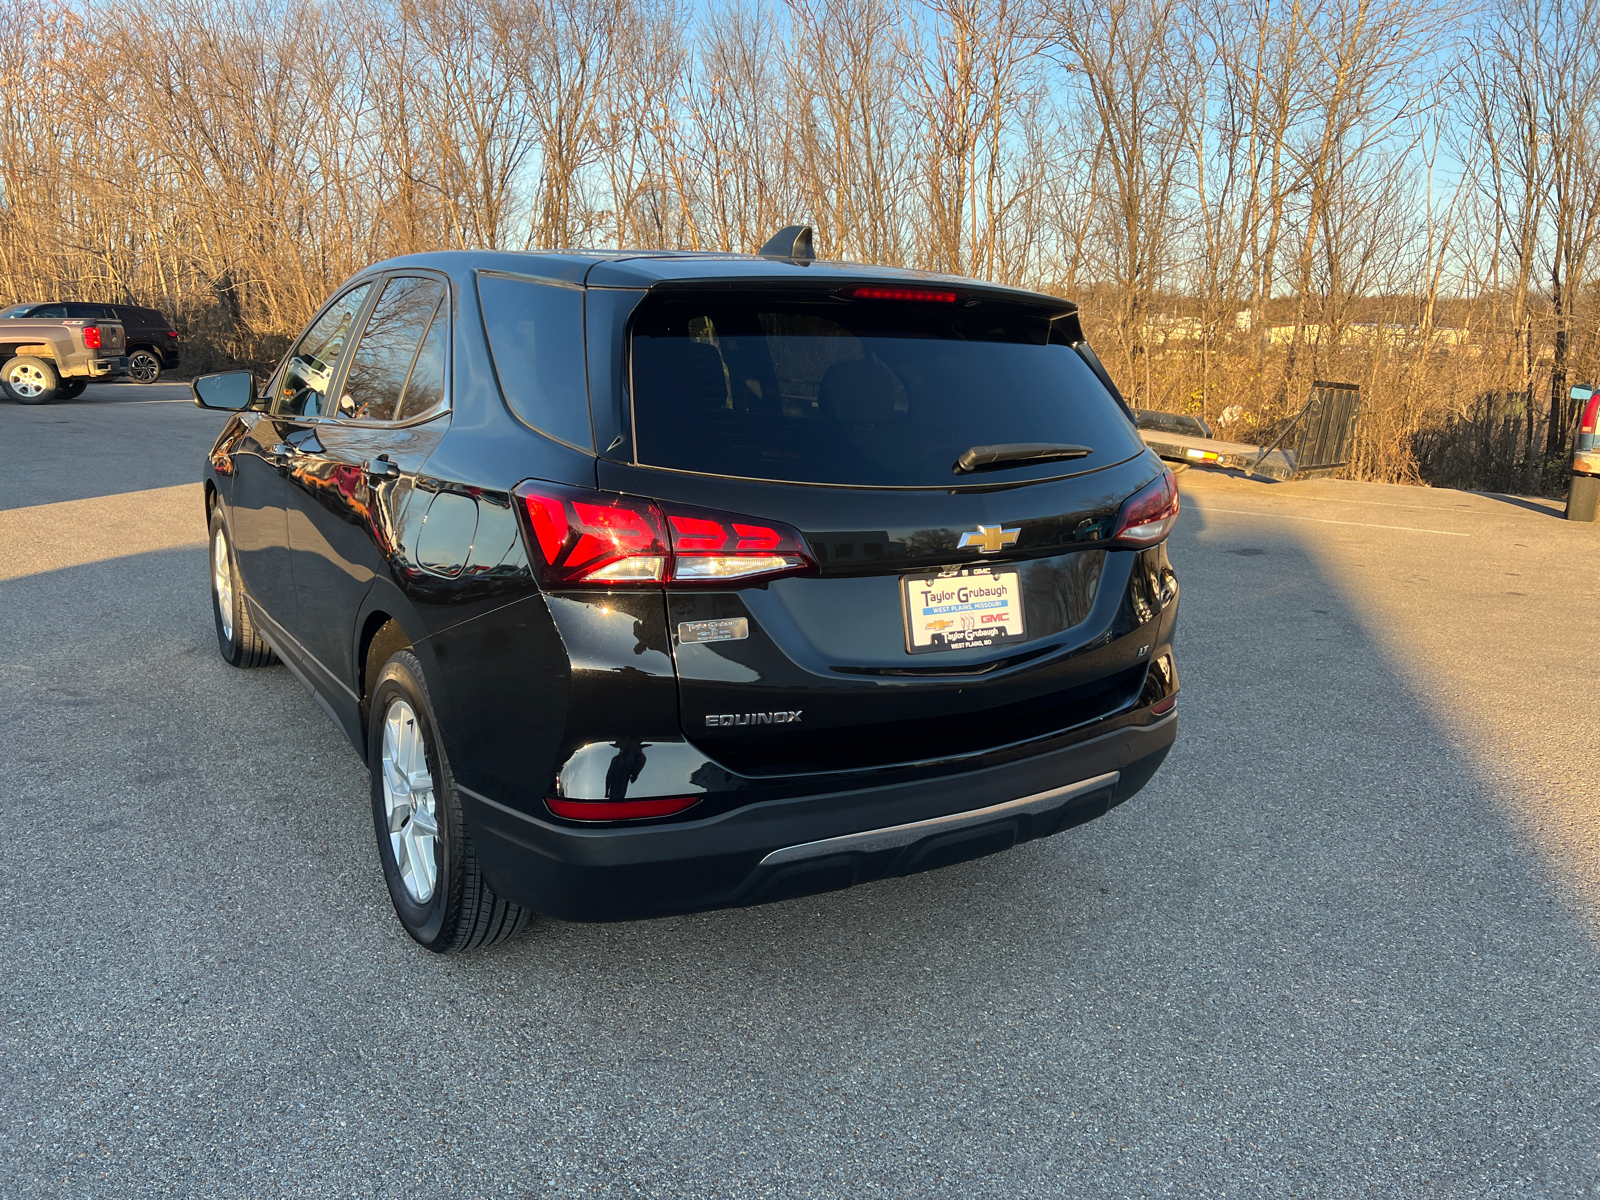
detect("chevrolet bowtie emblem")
[958,524,1020,553]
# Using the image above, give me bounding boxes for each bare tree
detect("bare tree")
[1,0,1597,492]
[1048,0,1189,401]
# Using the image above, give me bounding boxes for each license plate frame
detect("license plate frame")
[900,566,1027,655]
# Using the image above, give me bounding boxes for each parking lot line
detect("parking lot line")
[1193,504,1471,536]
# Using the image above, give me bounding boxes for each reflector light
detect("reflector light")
[82,325,101,350]
[1111,470,1180,546]
[1151,694,1177,716]
[546,795,701,821]
[514,482,815,589]
[850,285,959,303]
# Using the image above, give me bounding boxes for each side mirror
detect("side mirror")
[192,371,255,411]
[1571,385,1594,401]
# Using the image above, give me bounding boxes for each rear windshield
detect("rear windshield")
[629,292,1140,486]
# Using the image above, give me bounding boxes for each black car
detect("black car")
[193,233,1181,953]
[4,301,179,383]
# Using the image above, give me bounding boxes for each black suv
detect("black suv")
[3,301,179,383]
[193,236,1180,952]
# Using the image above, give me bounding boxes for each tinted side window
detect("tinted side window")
[337,276,444,422]
[477,274,591,449]
[273,284,372,418]
[396,306,447,421]
[31,305,66,318]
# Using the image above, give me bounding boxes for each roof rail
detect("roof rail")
[758,225,815,262]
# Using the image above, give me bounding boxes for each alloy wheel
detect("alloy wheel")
[381,699,439,903]
[7,362,48,399]
[128,351,160,384]
[212,526,234,642]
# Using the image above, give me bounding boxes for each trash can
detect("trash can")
[1568,385,1600,522]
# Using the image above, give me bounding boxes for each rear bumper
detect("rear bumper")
[87,356,128,377]
[461,710,1176,921]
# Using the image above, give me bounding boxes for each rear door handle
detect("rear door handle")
[365,457,399,479]
[270,443,295,458]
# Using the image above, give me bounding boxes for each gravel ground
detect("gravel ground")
[1,384,1597,1197]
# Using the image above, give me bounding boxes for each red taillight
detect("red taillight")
[850,285,959,303]
[514,484,668,585]
[166,330,179,339]
[514,482,814,588]
[668,514,724,552]
[1579,393,1600,452]
[1112,470,1180,546]
[546,796,700,821]
[665,506,810,582]
[82,325,101,350]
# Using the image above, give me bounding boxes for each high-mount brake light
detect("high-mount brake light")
[82,325,101,350]
[849,285,959,303]
[514,482,815,588]
[1111,470,1180,546]
[545,795,701,821]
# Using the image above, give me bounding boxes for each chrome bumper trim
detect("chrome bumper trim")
[757,770,1120,868]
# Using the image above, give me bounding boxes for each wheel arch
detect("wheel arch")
[361,612,412,694]
[357,605,422,754]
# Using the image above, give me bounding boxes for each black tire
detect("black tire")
[208,507,277,667]
[368,649,530,953]
[1568,474,1600,522]
[57,379,88,400]
[127,349,162,384]
[2,355,59,404]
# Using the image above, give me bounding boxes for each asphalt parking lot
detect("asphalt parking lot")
[2,381,1598,1197]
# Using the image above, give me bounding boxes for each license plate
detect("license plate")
[901,566,1026,654]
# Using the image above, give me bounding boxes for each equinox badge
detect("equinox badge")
[957,524,1020,553]
[706,711,802,727]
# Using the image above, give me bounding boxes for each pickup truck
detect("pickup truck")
[0,316,128,403]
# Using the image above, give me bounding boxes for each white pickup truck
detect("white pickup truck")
[0,315,128,403]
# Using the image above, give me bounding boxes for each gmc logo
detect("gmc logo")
[705,711,803,727]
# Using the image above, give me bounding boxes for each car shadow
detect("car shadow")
[0,387,229,511]
[1467,489,1568,518]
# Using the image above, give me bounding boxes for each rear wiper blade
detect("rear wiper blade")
[953,442,1093,475]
